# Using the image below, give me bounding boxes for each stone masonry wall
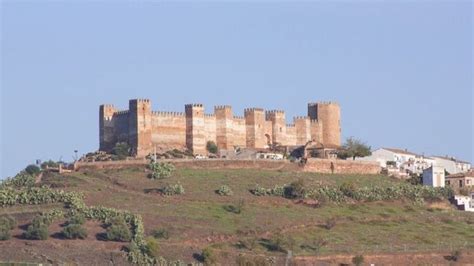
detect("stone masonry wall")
[99,99,342,155]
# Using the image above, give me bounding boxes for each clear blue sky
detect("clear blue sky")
[1,1,472,178]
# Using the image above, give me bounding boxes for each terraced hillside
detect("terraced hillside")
[1,166,473,265]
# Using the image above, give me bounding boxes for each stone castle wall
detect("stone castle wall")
[99,99,341,156]
[75,158,380,175]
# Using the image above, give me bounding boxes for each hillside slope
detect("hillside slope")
[1,167,473,265]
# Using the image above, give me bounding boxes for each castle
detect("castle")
[99,99,341,157]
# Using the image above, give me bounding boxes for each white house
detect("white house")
[357,148,433,175]
[432,156,471,174]
[453,192,474,212]
[422,166,445,187]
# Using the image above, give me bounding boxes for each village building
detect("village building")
[445,170,474,189]
[432,156,471,174]
[422,166,445,187]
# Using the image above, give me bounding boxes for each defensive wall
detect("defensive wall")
[100,99,341,157]
[74,159,380,175]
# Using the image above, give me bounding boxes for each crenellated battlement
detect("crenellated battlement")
[132,98,151,103]
[152,111,185,117]
[100,99,340,155]
[114,110,130,116]
[185,103,204,108]
[294,116,309,121]
[308,101,339,106]
[214,105,232,110]
[265,110,285,114]
[244,108,264,115]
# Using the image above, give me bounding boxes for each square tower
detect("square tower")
[245,108,266,149]
[185,104,206,154]
[129,99,153,157]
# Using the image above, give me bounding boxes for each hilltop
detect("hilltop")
[1,164,473,265]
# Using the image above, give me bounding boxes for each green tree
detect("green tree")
[206,141,218,154]
[25,165,41,176]
[337,137,371,160]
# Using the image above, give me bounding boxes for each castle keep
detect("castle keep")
[99,99,341,157]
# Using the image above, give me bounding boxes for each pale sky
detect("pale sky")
[1,1,472,178]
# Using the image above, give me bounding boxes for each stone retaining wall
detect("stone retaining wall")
[74,158,380,175]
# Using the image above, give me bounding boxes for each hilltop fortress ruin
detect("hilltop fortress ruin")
[99,99,341,157]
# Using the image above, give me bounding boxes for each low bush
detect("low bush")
[206,141,218,154]
[161,183,185,196]
[201,247,217,265]
[238,238,258,250]
[352,255,364,266]
[0,173,36,189]
[41,160,60,169]
[216,185,233,196]
[24,223,49,240]
[0,224,11,241]
[0,215,16,230]
[145,237,160,258]
[68,213,85,225]
[284,179,306,199]
[106,217,132,242]
[148,162,175,179]
[62,224,87,239]
[152,228,169,239]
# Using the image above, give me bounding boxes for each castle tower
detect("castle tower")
[99,104,117,152]
[294,116,311,145]
[215,105,233,151]
[265,110,286,145]
[185,104,206,154]
[245,108,266,149]
[129,99,152,157]
[308,102,341,147]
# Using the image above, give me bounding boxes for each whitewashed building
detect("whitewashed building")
[422,166,445,187]
[356,148,433,175]
[453,192,474,212]
[432,156,471,174]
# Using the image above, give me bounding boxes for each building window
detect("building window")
[459,180,463,188]
[467,180,470,185]
[446,180,450,185]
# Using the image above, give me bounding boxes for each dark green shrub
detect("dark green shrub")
[216,185,233,196]
[201,247,217,265]
[161,183,184,196]
[206,141,218,154]
[106,217,132,242]
[148,162,175,179]
[284,179,306,199]
[41,160,59,169]
[352,255,364,266]
[1,173,36,188]
[340,182,357,198]
[24,224,49,240]
[0,215,16,230]
[68,214,85,225]
[62,224,87,239]
[145,237,160,258]
[152,228,169,239]
[0,224,11,240]
[25,165,41,176]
